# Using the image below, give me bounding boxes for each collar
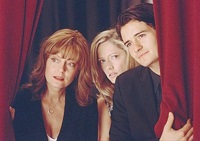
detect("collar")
[150,69,160,93]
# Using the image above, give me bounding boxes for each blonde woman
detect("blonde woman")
[90,29,138,141]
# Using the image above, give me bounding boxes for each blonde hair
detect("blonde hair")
[25,29,93,106]
[90,29,138,107]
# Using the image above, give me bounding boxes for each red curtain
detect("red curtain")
[153,0,200,139]
[0,0,44,140]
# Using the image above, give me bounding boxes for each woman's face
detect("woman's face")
[45,52,79,90]
[98,41,128,83]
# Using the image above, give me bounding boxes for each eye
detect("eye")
[126,42,132,48]
[138,33,146,39]
[111,54,118,60]
[68,62,76,68]
[98,59,105,65]
[51,57,59,63]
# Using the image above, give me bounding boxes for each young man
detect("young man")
[110,3,193,141]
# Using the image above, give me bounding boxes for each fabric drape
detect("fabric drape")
[153,0,200,139]
[0,0,44,140]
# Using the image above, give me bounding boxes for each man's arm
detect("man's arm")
[110,78,132,141]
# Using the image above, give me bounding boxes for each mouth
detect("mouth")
[53,76,64,81]
[108,72,117,78]
[138,51,149,59]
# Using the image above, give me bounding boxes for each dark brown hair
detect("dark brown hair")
[116,3,155,39]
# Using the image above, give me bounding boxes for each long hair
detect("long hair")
[24,29,93,106]
[90,29,137,107]
[116,3,155,39]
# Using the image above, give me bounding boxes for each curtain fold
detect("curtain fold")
[153,0,200,139]
[0,0,44,140]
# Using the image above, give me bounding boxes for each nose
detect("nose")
[134,44,142,52]
[58,62,66,72]
[105,60,114,70]
[130,40,142,52]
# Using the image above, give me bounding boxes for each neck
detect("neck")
[42,91,65,115]
[149,61,160,76]
[43,89,65,103]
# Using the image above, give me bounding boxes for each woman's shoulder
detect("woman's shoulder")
[97,95,112,115]
[68,91,97,110]
[78,97,98,115]
[97,95,106,108]
[97,95,111,140]
[97,96,109,113]
[87,97,98,109]
[13,87,33,108]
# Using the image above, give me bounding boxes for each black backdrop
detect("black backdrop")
[20,0,151,85]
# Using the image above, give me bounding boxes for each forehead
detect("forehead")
[97,41,126,57]
[47,45,81,62]
[121,20,151,42]
[49,52,76,61]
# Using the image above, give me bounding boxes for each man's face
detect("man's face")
[121,20,159,70]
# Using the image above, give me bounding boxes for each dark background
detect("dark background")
[20,0,152,85]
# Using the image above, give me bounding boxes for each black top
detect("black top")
[13,87,98,141]
[150,69,162,114]
[110,66,159,141]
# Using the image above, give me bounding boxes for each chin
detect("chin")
[111,79,115,84]
[140,62,150,67]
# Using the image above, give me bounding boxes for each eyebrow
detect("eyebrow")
[134,30,146,37]
[53,54,76,61]
[52,54,62,59]
[124,30,147,45]
[98,52,119,59]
